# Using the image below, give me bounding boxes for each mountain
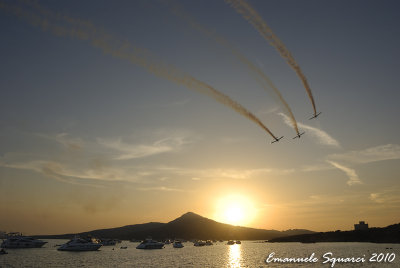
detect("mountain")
[268,223,400,243]
[36,212,314,240]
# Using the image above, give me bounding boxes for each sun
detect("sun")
[215,194,257,226]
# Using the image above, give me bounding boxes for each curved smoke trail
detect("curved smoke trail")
[225,0,317,116]
[0,0,278,139]
[165,0,300,135]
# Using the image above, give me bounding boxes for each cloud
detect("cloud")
[368,189,400,205]
[153,166,294,180]
[369,193,384,203]
[327,161,362,186]
[137,186,187,192]
[279,113,340,147]
[328,144,400,164]
[301,163,333,172]
[257,105,280,116]
[97,135,192,160]
[36,133,83,151]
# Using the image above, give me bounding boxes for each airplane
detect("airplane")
[271,136,284,144]
[292,131,305,139]
[309,112,321,120]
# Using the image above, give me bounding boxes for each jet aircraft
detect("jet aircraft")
[309,112,321,120]
[271,136,284,144]
[293,132,305,139]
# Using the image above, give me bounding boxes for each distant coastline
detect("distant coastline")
[268,223,400,244]
[31,212,314,241]
[26,212,400,244]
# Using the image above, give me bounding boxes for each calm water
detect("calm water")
[1,240,399,267]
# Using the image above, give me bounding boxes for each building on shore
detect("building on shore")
[354,221,369,230]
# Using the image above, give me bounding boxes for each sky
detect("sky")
[1,0,400,235]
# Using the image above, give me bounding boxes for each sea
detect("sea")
[1,240,399,267]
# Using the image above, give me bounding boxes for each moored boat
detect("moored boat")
[173,240,184,248]
[1,234,47,249]
[136,238,164,249]
[194,240,206,246]
[57,237,102,251]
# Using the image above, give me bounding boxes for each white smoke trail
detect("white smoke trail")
[327,161,362,186]
[166,0,299,135]
[0,0,279,139]
[279,113,340,147]
[225,0,317,116]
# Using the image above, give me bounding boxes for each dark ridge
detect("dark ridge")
[34,212,315,240]
[269,223,400,243]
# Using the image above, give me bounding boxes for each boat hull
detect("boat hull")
[1,241,47,249]
[57,245,102,251]
[136,244,164,249]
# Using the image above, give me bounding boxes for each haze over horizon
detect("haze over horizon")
[1,0,400,235]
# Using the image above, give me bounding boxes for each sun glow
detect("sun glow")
[215,194,257,226]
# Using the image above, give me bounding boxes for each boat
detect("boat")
[136,238,164,249]
[194,240,206,246]
[0,248,8,254]
[57,237,102,251]
[173,240,184,248]
[205,240,213,246]
[226,240,235,245]
[235,240,241,244]
[1,234,47,248]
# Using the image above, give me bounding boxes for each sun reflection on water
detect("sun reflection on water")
[228,244,242,267]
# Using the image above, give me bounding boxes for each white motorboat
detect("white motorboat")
[57,237,102,251]
[1,235,47,248]
[136,238,164,249]
[173,240,184,248]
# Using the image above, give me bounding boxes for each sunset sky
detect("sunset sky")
[1,0,400,235]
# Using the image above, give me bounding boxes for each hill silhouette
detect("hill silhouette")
[269,223,400,243]
[36,212,314,240]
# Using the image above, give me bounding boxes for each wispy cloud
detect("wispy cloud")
[328,144,400,164]
[368,190,400,205]
[137,186,187,192]
[327,160,362,186]
[153,166,294,180]
[0,156,124,184]
[36,132,84,151]
[301,163,333,172]
[97,133,194,160]
[369,193,385,203]
[0,130,198,186]
[257,105,280,116]
[279,113,340,147]
[97,137,188,160]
